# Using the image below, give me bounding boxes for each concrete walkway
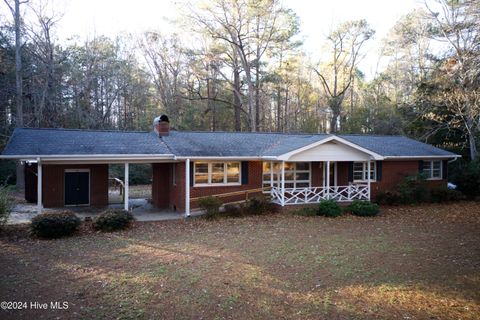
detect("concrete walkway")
[7,199,204,225]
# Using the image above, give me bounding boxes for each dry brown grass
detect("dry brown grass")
[0,201,479,319]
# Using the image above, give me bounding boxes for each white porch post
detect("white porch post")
[281,160,285,206]
[367,160,371,201]
[326,160,330,199]
[124,163,129,211]
[185,159,190,217]
[37,158,42,214]
[270,161,273,188]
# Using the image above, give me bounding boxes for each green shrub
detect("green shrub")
[348,200,380,217]
[222,204,243,217]
[430,188,466,203]
[376,191,402,206]
[93,209,134,232]
[452,160,480,200]
[290,207,318,216]
[243,196,275,215]
[317,200,343,217]
[397,174,429,204]
[0,186,13,227]
[30,211,81,238]
[198,196,223,219]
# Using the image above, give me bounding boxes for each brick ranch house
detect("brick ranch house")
[1,116,460,216]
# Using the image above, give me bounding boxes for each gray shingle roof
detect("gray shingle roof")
[2,128,172,156]
[1,127,457,158]
[162,131,329,157]
[338,135,456,157]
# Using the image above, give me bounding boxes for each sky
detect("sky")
[1,0,429,79]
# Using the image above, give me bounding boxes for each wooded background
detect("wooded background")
[0,0,479,185]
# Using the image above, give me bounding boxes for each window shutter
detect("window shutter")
[348,162,353,182]
[418,160,424,174]
[189,162,194,187]
[241,161,248,184]
[376,161,382,181]
[442,160,448,180]
[241,161,249,185]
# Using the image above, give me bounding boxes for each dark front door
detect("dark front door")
[65,171,90,205]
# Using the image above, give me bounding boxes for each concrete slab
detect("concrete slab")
[7,200,204,225]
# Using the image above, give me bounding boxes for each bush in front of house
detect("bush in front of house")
[0,186,13,228]
[348,200,380,217]
[223,203,244,218]
[93,209,134,232]
[317,199,343,217]
[30,211,82,238]
[375,191,402,206]
[198,196,223,219]
[397,173,430,204]
[451,160,480,200]
[243,196,276,215]
[430,188,466,203]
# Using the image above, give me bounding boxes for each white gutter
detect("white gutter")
[383,155,461,160]
[0,154,175,161]
[174,156,275,160]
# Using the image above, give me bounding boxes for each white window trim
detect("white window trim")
[193,161,242,187]
[262,162,311,191]
[423,160,443,180]
[353,161,376,183]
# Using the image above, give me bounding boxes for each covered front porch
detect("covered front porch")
[266,160,372,206]
[265,136,382,206]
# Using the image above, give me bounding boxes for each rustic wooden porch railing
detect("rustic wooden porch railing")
[190,187,267,203]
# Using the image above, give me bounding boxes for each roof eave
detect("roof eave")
[383,155,461,159]
[0,154,176,161]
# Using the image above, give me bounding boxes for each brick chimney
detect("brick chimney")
[153,115,170,136]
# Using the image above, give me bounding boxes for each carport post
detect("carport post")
[124,163,129,211]
[326,161,330,199]
[281,160,285,206]
[367,160,371,201]
[37,157,42,214]
[185,159,190,217]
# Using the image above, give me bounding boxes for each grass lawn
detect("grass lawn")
[0,202,479,319]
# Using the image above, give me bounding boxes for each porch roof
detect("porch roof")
[1,127,459,160]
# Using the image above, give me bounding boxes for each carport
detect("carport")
[0,128,178,214]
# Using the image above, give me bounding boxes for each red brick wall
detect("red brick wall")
[24,164,37,203]
[169,162,186,211]
[25,164,108,208]
[337,162,349,185]
[310,160,447,198]
[168,161,263,212]
[311,162,323,186]
[152,159,449,212]
[371,160,447,198]
[152,163,171,208]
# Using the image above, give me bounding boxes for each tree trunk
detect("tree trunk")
[233,66,242,131]
[13,0,24,189]
[276,87,281,132]
[255,61,260,132]
[467,124,478,161]
[329,96,343,133]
